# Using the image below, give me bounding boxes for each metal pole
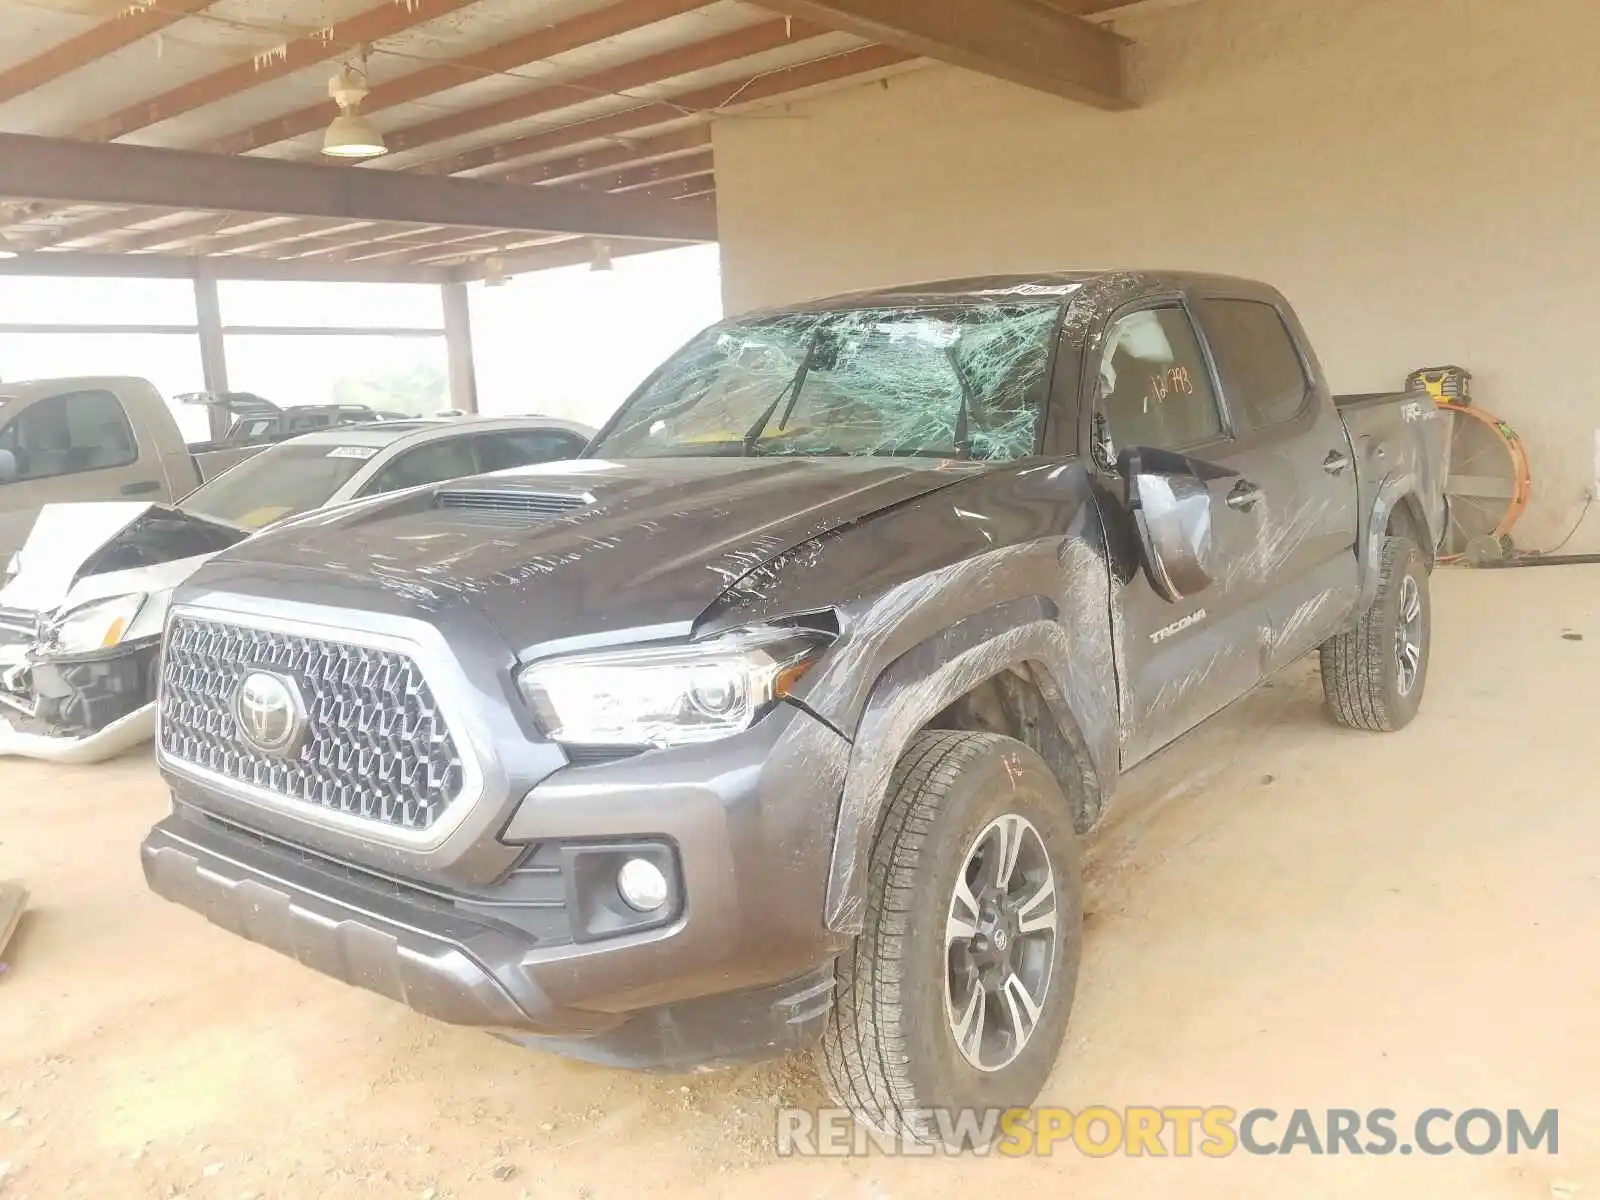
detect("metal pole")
[193,266,230,440]
[441,281,478,415]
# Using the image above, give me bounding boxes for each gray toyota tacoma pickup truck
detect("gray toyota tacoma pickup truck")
[142,272,1445,1143]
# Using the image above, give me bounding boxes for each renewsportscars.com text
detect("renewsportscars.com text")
[776,1106,1560,1158]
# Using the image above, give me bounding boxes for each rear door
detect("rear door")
[1091,300,1270,765]
[1190,295,1360,670]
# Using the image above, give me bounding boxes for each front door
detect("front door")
[1089,302,1272,766]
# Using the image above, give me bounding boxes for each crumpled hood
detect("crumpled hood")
[209,457,980,648]
[0,503,158,613]
[0,501,248,616]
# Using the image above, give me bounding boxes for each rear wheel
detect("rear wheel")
[817,731,1082,1146]
[1320,535,1431,731]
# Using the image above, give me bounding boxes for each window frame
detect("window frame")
[1191,295,1315,436]
[1080,297,1234,458]
[355,433,481,498]
[0,387,141,484]
[472,427,590,472]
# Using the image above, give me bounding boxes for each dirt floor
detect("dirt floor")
[1,565,1596,1199]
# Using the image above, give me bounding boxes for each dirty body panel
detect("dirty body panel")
[143,272,1446,1068]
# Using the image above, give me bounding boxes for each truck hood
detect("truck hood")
[211,457,981,648]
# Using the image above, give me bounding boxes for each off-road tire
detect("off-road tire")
[1320,535,1431,731]
[817,730,1082,1147]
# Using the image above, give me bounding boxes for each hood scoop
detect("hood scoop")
[434,488,591,520]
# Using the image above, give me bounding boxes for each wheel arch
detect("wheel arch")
[1358,476,1435,614]
[822,599,1109,936]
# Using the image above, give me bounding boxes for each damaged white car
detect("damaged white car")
[0,415,593,762]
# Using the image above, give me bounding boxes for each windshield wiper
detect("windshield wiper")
[742,331,821,455]
[944,345,975,459]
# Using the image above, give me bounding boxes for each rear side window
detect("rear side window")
[1096,307,1224,452]
[1196,299,1310,429]
[362,437,479,496]
[475,429,589,472]
[0,389,138,481]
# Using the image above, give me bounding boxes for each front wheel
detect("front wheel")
[1320,535,1432,731]
[817,731,1082,1146]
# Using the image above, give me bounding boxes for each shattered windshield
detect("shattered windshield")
[591,301,1061,461]
[180,442,378,529]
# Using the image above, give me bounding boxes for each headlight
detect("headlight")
[43,593,145,654]
[517,625,832,749]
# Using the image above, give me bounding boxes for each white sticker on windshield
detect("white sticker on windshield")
[326,446,378,460]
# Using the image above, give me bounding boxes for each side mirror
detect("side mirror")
[0,449,18,483]
[1118,447,1222,602]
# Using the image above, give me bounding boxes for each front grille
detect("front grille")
[159,615,464,832]
[434,489,588,519]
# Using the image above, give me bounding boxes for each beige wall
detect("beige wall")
[712,0,1600,550]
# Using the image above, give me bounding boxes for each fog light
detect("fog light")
[616,857,669,912]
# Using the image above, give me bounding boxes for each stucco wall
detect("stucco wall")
[711,0,1600,550]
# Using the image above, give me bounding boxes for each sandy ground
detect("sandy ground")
[0,565,1596,1199]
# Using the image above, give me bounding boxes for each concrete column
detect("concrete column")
[441,281,478,415]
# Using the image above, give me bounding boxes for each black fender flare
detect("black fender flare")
[821,599,1107,936]
[1358,473,1434,615]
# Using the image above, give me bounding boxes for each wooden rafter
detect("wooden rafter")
[419,42,914,176]
[755,0,1131,108]
[72,0,481,143]
[384,17,828,156]
[0,0,215,107]
[200,0,710,157]
[631,175,716,202]
[593,151,716,192]
[448,235,687,280]
[505,127,712,185]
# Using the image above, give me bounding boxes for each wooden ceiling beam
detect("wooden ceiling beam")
[384,17,828,156]
[593,151,716,192]
[0,0,216,107]
[448,236,687,280]
[629,174,716,202]
[74,0,481,143]
[502,126,712,185]
[201,0,708,157]
[348,231,578,266]
[752,0,1132,108]
[0,133,717,241]
[420,42,914,176]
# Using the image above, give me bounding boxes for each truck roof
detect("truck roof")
[761,271,1285,315]
[284,414,594,450]
[0,375,160,403]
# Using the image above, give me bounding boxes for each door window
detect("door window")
[474,429,589,472]
[1195,299,1310,429]
[0,389,139,481]
[361,437,479,495]
[1096,308,1223,453]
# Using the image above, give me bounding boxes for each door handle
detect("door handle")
[1226,481,1263,511]
[120,480,162,496]
[1322,449,1352,475]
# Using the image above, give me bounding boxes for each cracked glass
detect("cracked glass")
[592,302,1063,461]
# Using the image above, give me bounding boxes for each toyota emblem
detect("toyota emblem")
[232,671,307,758]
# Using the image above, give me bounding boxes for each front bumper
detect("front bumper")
[0,702,154,764]
[0,637,161,762]
[142,807,838,1069]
